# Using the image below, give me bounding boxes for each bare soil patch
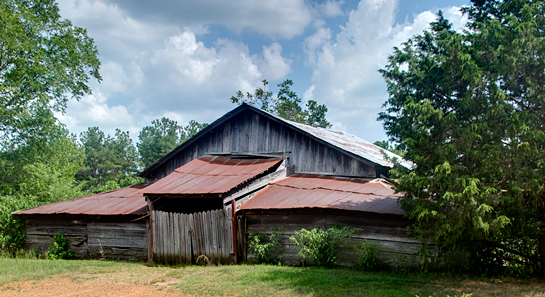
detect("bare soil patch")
[0,277,186,297]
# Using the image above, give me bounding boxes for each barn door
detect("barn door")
[151,209,234,264]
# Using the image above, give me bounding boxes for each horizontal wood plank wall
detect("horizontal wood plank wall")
[21,214,148,261]
[243,209,431,267]
[148,110,376,182]
[152,209,233,264]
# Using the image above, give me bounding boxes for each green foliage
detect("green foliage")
[46,232,73,260]
[289,225,357,267]
[138,117,208,168]
[0,196,40,252]
[373,140,405,157]
[248,231,280,264]
[0,0,101,144]
[231,79,331,128]
[379,1,545,274]
[354,240,381,271]
[77,127,141,193]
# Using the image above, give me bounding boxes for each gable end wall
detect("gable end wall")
[147,110,376,183]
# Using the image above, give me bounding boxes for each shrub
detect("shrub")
[289,225,358,267]
[0,195,41,253]
[46,232,74,260]
[248,230,280,264]
[354,240,381,271]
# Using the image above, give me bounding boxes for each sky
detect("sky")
[55,0,470,144]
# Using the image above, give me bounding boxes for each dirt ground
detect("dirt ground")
[0,277,187,297]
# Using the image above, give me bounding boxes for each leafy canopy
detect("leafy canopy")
[379,0,545,274]
[138,118,208,168]
[77,127,141,193]
[0,0,101,145]
[231,79,331,128]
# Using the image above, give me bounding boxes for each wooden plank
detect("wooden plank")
[178,213,184,264]
[173,213,179,264]
[168,212,174,264]
[212,210,218,260]
[183,213,190,263]
[189,213,194,263]
[162,211,168,264]
[156,211,162,263]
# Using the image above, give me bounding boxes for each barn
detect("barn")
[13,184,150,261]
[14,103,423,266]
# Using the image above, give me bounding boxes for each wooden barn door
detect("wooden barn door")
[151,209,234,264]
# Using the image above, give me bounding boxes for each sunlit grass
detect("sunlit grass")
[1,258,544,296]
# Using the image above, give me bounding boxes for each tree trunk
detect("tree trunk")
[540,229,545,272]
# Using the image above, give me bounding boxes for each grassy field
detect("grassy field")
[1,258,545,296]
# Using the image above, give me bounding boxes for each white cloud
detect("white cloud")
[304,0,466,141]
[256,43,292,80]
[56,0,294,140]
[102,0,313,39]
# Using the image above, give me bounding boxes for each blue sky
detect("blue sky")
[56,0,469,144]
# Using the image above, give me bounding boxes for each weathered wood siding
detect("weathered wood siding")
[152,209,234,264]
[242,209,429,267]
[147,110,376,182]
[21,214,148,261]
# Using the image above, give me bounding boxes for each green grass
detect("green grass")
[0,259,544,297]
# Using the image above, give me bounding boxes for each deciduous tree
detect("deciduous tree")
[231,79,332,128]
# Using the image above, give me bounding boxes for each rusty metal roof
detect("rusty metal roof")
[142,155,282,196]
[239,174,403,215]
[263,110,412,169]
[13,184,148,216]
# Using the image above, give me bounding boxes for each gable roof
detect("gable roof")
[239,174,403,215]
[13,184,148,216]
[139,103,409,178]
[142,155,282,197]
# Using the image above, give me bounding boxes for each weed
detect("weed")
[354,240,381,271]
[289,224,358,267]
[46,232,73,260]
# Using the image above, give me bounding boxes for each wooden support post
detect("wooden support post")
[146,197,154,263]
[231,199,238,264]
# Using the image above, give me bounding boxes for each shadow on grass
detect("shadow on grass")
[169,264,458,297]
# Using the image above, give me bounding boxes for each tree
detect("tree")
[138,118,208,168]
[373,140,404,157]
[78,127,140,193]
[0,0,101,146]
[379,1,545,274]
[0,0,100,252]
[231,79,332,128]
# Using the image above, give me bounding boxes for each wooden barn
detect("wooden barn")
[14,103,423,266]
[13,184,150,261]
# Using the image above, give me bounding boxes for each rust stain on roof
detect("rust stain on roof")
[239,174,403,215]
[142,155,282,196]
[13,183,148,216]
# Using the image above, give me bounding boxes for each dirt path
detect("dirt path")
[0,278,187,297]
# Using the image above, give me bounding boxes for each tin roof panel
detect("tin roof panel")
[13,184,148,215]
[239,175,403,215]
[142,156,282,196]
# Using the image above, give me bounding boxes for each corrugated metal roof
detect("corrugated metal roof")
[239,174,403,215]
[13,184,148,215]
[142,155,282,196]
[262,109,412,169]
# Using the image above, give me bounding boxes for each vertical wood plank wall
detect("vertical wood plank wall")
[152,209,234,264]
[148,110,376,182]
